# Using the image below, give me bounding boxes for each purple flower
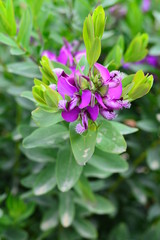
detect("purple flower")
[142,0,150,12]
[123,55,159,70]
[42,40,86,72]
[42,50,57,61]
[49,63,130,134]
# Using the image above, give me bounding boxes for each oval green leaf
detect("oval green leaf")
[96,121,127,154]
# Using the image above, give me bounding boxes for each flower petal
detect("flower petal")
[49,84,57,91]
[75,50,86,63]
[58,100,67,110]
[42,50,57,61]
[61,107,80,122]
[79,90,91,109]
[108,82,122,99]
[95,93,107,109]
[75,123,86,134]
[57,76,78,98]
[53,68,68,78]
[103,98,122,110]
[100,108,117,120]
[57,46,73,66]
[94,63,110,82]
[87,105,99,121]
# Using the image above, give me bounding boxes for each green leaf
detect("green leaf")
[21,91,36,103]
[6,0,17,36]
[44,87,62,109]
[17,8,32,49]
[75,194,115,215]
[69,121,97,165]
[0,33,17,47]
[147,146,160,170]
[102,0,121,8]
[56,146,82,192]
[105,44,123,69]
[52,61,72,75]
[88,37,101,67]
[59,191,75,227]
[127,71,154,101]
[28,0,44,17]
[75,176,95,203]
[84,164,111,179]
[149,44,160,56]
[92,6,105,39]
[73,218,97,239]
[96,121,127,154]
[32,108,62,127]
[88,149,128,173]
[6,195,26,220]
[21,146,56,163]
[40,56,58,84]
[40,204,58,231]
[0,0,12,34]
[109,223,130,240]
[3,228,28,240]
[6,61,41,78]
[23,124,68,149]
[124,34,148,63]
[83,14,94,53]
[137,119,158,133]
[32,85,46,105]
[110,121,138,135]
[33,164,56,195]
[126,1,143,36]
[10,47,25,56]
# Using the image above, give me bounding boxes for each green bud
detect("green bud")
[32,86,45,104]
[124,34,148,63]
[76,75,90,90]
[40,56,58,85]
[92,6,105,39]
[99,84,109,96]
[127,70,154,101]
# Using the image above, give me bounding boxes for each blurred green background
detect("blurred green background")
[0,0,160,239]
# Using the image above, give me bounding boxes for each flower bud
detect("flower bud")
[75,75,90,90]
[99,84,109,96]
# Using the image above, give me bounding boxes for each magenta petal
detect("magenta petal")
[57,46,73,66]
[79,90,91,109]
[100,109,117,120]
[75,50,86,63]
[75,123,86,134]
[61,107,80,122]
[57,76,78,98]
[53,68,64,78]
[103,98,122,110]
[95,93,107,109]
[42,50,57,61]
[142,0,150,12]
[49,84,57,91]
[87,105,99,121]
[108,81,122,99]
[94,63,110,82]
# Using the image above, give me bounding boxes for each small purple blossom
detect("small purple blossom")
[50,62,130,134]
[42,50,57,61]
[142,0,150,12]
[42,40,86,72]
[123,55,159,70]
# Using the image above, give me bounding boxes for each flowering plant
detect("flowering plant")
[0,0,159,239]
[30,6,153,165]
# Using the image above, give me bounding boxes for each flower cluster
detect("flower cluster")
[50,62,130,134]
[42,40,86,72]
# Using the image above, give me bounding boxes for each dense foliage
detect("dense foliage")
[0,0,160,239]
